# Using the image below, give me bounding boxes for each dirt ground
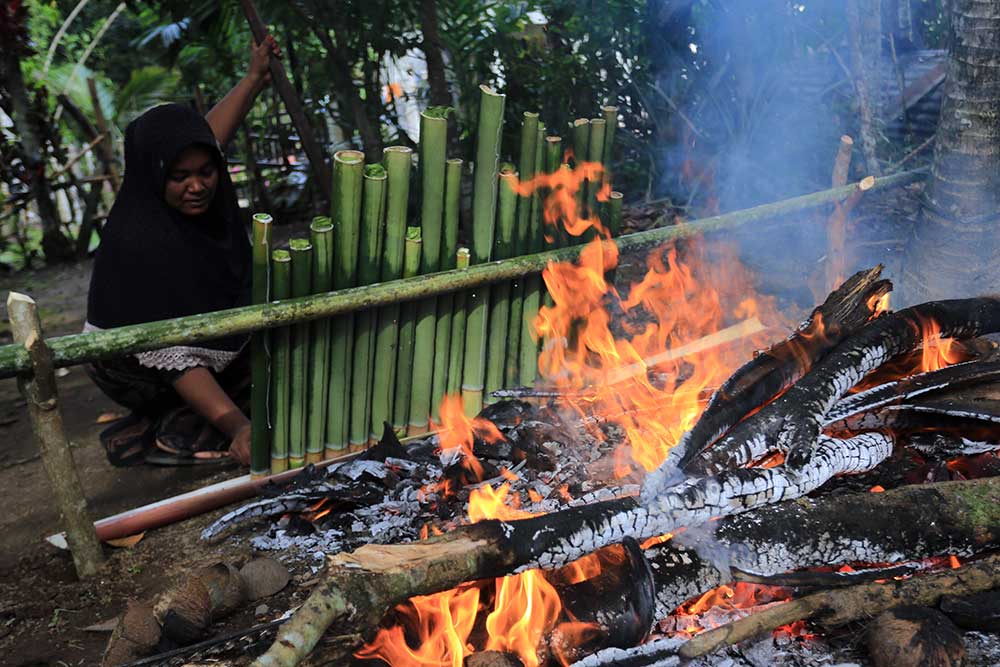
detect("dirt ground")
[0,243,313,666]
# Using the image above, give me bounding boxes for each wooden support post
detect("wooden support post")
[237,0,332,205]
[7,292,103,578]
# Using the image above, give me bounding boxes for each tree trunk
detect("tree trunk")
[420,0,451,107]
[903,0,1000,302]
[0,48,73,262]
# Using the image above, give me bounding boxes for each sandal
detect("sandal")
[99,413,157,467]
[145,406,233,466]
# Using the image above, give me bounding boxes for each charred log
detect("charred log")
[666,266,890,474]
[662,297,1000,486]
[867,607,966,667]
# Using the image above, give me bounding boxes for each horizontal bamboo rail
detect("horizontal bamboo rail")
[0,169,923,379]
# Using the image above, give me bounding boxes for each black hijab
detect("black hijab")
[87,104,251,352]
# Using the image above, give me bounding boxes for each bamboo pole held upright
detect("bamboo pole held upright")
[306,217,333,463]
[326,150,365,458]
[369,147,413,441]
[600,105,618,186]
[393,227,423,431]
[288,238,313,469]
[430,158,463,422]
[250,212,273,478]
[506,113,539,387]
[409,110,449,435]
[269,249,292,474]
[461,85,505,416]
[8,292,103,578]
[484,168,519,403]
[350,164,387,450]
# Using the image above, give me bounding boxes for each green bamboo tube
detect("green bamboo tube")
[601,105,618,184]
[393,227,423,430]
[250,212,273,478]
[407,110,449,435]
[505,113,540,387]
[571,118,590,167]
[288,238,313,469]
[305,217,333,463]
[369,146,413,442]
[269,249,291,474]
[461,85,505,416]
[586,118,607,224]
[447,247,471,396]
[326,150,365,458]
[528,123,546,253]
[484,168,518,403]
[543,136,564,250]
[520,125,546,385]
[608,190,624,238]
[349,164,387,450]
[430,158,463,422]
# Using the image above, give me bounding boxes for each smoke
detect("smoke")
[648,0,898,306]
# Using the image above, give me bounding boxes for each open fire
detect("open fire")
[333,159,995,667]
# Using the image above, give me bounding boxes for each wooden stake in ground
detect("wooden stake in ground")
[7,292,103,578]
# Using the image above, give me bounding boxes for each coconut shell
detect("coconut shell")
[101,600,161,667]
[239,557,290,600]
[867,606,966,667]
[197,562,248,617]
[940,590,1000,632]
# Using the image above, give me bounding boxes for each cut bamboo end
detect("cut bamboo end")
[334,149,365,165]
[461,386,483,418]
[859,175,876,191]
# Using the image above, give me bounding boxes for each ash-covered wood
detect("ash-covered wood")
[642,476,1000,620]
[658,297,1000,487]
[667,266,890,473]
[940,590,1000,632]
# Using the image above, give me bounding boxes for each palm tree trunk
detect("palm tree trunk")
[902,0,1000,302]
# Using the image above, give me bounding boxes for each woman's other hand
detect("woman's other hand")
[248,35,281,86]
[227,424,252,466]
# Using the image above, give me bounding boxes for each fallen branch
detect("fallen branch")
[679,552,1000,659]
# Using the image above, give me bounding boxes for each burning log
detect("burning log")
[568,554,1000,667]
[665,296,1000,485]
[664,265,891,476]
[677,553,1000,661]
[642,476,1000,621]
[247,468,1000,667]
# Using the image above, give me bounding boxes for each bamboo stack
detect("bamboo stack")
[249,93,621,465]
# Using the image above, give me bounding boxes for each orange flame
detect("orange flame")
[918,317,961,373]
[433,395,505,481]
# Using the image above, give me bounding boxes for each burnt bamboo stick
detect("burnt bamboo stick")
[237,0,331,203]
